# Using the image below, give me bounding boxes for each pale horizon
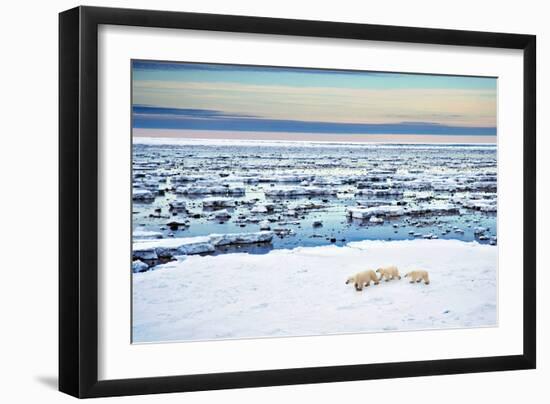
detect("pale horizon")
[133,128,496,145]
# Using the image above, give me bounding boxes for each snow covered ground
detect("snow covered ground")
[132,239,497,343]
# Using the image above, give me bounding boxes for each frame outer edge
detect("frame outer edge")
[78,5,101,398]
[522,35,536,368]
[58,6,81,398]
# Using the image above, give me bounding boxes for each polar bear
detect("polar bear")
[404,270,430,285]
[346,270,380,291]
[376,265,401,281]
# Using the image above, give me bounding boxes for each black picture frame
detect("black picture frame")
[59,5,536,398]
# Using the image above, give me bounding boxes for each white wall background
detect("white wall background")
[0,0,546,402]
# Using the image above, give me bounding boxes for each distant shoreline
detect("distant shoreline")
[133,128,496,145]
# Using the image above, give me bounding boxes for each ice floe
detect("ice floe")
[176,185,245,196]
[202,197,236,208]
[133,231,275,268]
[132,189,155,201]
[265,187,338,197]
[133,229,163,239]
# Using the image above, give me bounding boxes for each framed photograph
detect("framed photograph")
[59,6,536,398]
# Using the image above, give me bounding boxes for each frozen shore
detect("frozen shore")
[132,239,497,343]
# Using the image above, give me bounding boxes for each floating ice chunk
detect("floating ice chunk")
[363,182,392,190]
[431,181,459,192]
[273,228,294,236]
[312,177,343,186]
[133,189,155,201]
[474,227,487,235]
[414,192,434,201]
[251,205,268,213]
[403,180,432,191]
[347,205,405,219]
[177,240,216,255]
[169,200,187,212]
[406,204,460,215]
[470,181,497,191]
[134,178,162,191]
[213,209,231,219]
[356,199,398,207]
[296,201,324,210]
[176,186,245,196]
[209,231,274,246]
[132,247,158,261]
[357,173,393,183]
[203,197,236,208]
[462,199,497,212]
[369,216,384,224]
[132,260,149,273]
[134,235,214,258]
[133,229,163,239]
[176,186,212,195]
[355,188,403,197]
[248,174,314,183]
[468,192,497,199]
[265,187,337,197]
[172,175,204,183]
[271,175,313,183]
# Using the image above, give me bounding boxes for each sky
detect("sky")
[132,60,497,138]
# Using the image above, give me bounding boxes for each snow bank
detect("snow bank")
[133,239,497,343]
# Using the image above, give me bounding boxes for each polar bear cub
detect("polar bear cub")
[346,270,379,291]
[404,270,430,285]
[376,265,401,281]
